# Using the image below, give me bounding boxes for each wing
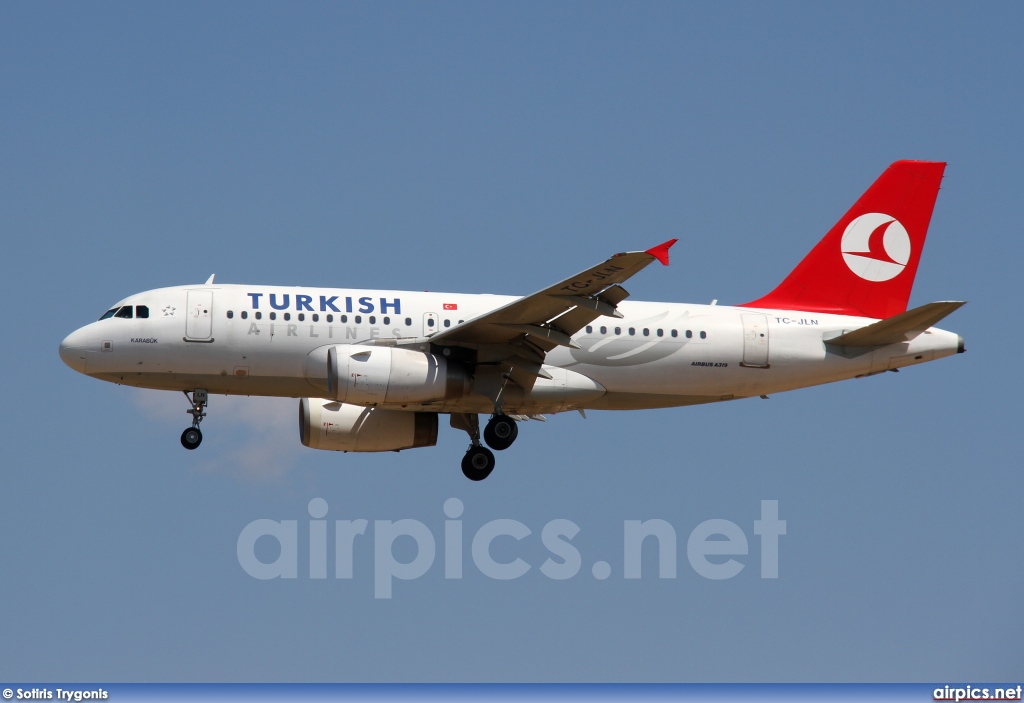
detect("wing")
[402,239,677,383]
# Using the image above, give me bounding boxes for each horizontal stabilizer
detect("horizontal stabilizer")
[826,301,966,347]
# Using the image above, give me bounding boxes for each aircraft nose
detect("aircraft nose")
[59,330,88,374]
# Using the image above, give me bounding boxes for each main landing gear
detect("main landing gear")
[483,413,518,451]
[180,389,208,450]
[462,445,496,481]
[452,412,520,481]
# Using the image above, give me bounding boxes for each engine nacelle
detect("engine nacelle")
[299,398,438,452]
[305,344,468,406]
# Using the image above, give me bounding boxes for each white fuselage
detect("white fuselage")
[59,283,963,414]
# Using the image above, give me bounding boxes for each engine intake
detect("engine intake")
[306,344,467,406]
[299,398,438,452]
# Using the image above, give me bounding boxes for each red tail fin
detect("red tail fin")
[740,160,946,320]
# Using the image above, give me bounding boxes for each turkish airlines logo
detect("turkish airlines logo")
[840,213,911,282]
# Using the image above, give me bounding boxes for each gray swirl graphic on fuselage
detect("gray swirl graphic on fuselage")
[564,309,704,368]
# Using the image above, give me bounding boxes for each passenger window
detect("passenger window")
[628,328,635,336]
[297,313,304,322]
[700,331,707,339]
[657,329,664,337]
[227,311,234,319]
[615,327,621,335]
[355,315,362,324]
[643,328,649,336]
[241,311,248,320]
[600,326,607,334]
[136,305,149,319]
[383,316,390,325]
[99,308,118,321]
[312,314,319,322]
[405,318,412,326]
[341,315,347,323]
[115,306,133,319]
[586,326,593,334]
[369,316,376,324]
[284,313,291,321]
[686,330,692,339]
[255,312,262,320]
[444,319,451,328]
[671,329,678,338]
[427,318,435,327]
[269,312,277,320]
[326,314,333,323]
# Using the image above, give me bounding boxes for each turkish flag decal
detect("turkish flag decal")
[443,303,458,310]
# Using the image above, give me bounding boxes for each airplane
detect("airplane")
[59,160,965,480]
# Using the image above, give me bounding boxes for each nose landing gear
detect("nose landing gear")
[180,389,208,450]
[180,426,202,450]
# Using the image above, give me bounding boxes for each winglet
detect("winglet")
[645,239,678,266]
[205,274,216,284]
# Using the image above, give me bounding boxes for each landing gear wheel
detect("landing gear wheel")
[180,427,203,450]
[461,446,495,481]
[483,414,518,451]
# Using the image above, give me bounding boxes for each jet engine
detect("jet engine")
[305,344,468,406]
[299,398,438,452]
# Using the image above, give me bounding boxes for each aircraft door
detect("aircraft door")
[740,313,770,368]
[186,290,214,340]
[423,312,438,337]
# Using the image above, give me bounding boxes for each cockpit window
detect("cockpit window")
[114,306,133,319]
[136,305,149,319]
[99,308,118,321]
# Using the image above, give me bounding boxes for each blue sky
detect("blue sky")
[1,1,1021,682]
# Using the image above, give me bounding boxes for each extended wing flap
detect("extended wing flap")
[498,355,552,393]
[826,301,966,347]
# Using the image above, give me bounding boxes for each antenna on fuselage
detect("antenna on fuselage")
[205,274,216,284]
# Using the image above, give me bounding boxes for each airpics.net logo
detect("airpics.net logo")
[841,212,911,282]
[237,499,787,598]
